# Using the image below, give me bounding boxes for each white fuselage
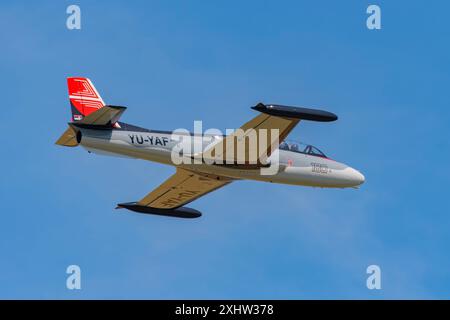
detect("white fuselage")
[77,127,365,188]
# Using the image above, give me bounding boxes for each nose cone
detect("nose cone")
[348,167,365,186]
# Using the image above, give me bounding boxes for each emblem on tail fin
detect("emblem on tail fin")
[67,77,105,121]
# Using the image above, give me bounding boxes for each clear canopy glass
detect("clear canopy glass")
[279,139,327,158]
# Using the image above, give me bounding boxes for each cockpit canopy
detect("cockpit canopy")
[279,140,327,158]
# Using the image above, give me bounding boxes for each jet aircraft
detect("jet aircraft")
[56,77,364,218]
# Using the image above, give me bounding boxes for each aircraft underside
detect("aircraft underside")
[56,77,364,218]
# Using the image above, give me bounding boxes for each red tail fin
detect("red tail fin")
[68,77,105,121]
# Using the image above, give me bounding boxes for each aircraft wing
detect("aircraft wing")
[200,103,337,166]
[117,168,232,217]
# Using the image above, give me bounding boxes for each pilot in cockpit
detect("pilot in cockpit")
[279,141,289,150]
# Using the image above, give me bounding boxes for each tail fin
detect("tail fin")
[68,77,105,121]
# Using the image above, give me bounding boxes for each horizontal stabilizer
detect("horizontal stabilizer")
[77,105,126,126]
[55,126,80,147]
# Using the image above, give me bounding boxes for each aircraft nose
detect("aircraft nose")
[349,168,365,186]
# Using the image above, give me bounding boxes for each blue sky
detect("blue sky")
[1,0,450,299]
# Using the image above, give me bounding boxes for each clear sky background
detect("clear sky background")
[1,0,449,299]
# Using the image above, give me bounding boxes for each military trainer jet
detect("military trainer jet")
[56,77,364,218]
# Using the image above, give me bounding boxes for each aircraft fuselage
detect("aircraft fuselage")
[76,125,365,189]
